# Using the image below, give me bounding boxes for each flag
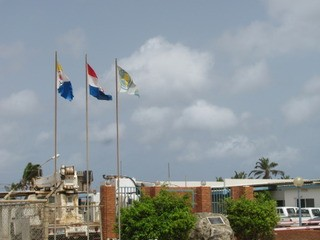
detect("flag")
[117,66,139,97]
[57,63,74,101]
[87,64,112,101]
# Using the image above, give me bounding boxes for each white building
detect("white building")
[154,178,320,208]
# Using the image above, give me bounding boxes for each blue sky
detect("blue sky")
[1,0,320,191]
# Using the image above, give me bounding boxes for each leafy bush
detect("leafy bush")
[118,189,196,240]
[225,192,279,240]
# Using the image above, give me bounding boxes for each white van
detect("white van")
[289,208,315,226]
[301,208,320,219]
[276,207,297,227]
[276,207,297,217]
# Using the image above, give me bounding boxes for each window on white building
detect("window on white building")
[297,198,314,208]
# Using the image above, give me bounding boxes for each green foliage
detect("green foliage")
[232,171,248,179]
[5,182,22,191]
[216,177,224,181]
[5,162,41,191]
[249,157,284,179]
[22,162,40,184]
[225,193,279,240]
[119,189,196,240]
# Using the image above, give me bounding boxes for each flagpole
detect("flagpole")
[54,51,58,240]
[85,54,90,240]
[115,58,121,240]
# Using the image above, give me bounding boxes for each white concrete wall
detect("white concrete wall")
[272,187,320,207]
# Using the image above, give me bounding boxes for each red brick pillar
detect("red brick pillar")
[231,186,254,200]
[100,185,117,239]
[194,186,212,213]
[243,186,254,199]
[141,186,162,197]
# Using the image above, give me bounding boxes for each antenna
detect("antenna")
[168,162,171,183]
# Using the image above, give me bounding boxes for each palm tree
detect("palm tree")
[249,157,284,179]
[216,177,224,182]
[21,162,41,189]
[281,175,291,179]
[232,171,248,179]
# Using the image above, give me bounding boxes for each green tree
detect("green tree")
[216,176,224,181]
[21,162,40,189]
[5,182,22,191]
[5,162,41,191]
[249,157,284,179]
[281,175,291,179]
[225,192,279,240]
[232,171,248,179]
[119,189,196,240]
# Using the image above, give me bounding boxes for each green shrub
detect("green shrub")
[225,192,279,240]
[118,189,196,240]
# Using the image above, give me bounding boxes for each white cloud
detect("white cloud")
[176,140,202,162]
[118,36,214,100]
[269,146,301,166]
[57,28,86,57]
[170,134,298,165]
[0,41,26,74]
[0,41,25,59]
[90,122,117,143]
[206,135,256,159]
[282,76,320,124]
[217,22,275,60]
[282,96,320,124]
[131,107,172,142]
[217,0,320,61]
[267,0,320,25]
[0,123,18,146]
[169,138,204,162]
[0,89,39,116]
[174,100,238,131]
[0,149,16,167]
[303,77,320,95]
[230,61,270,93]
[131,106,172,126]
[35,131,52,145]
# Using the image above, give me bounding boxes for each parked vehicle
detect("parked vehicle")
[276,207,297,227]
[276,207,297,217]
[289,209,314,226]
[301,208,320,219]
[301,208,320,225]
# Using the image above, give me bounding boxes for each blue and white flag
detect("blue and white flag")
[57,63,74,101]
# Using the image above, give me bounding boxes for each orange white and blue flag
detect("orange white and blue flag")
[87,63,112,101]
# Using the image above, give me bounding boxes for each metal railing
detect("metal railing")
[212,187,231,213]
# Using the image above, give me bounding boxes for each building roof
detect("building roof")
[156,178,315,188]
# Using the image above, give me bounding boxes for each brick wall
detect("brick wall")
[275,229,320,240]
[141,186,212,213]
[231,186,254,200]
[195,186,212,212]
[100,185,117,240]
[99,185,254,238]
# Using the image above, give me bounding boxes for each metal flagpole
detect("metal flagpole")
[115,58,121,240]
[85,54,90,240]
[54,51,58,240]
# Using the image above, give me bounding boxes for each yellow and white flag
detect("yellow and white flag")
[117,66,139,97]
